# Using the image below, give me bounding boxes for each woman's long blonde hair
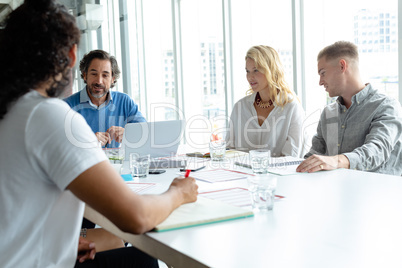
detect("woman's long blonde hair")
[246,45,295,107]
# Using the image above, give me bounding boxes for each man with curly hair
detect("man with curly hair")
[0,0,198,267]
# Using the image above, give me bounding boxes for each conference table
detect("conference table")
[84,157,402,268]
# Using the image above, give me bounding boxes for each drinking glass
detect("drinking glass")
[209,140,226,161]
[248,174,277,211]
[249,149,271,174]
[130,153,150,178]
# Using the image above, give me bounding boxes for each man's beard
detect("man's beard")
[88,83,108,99]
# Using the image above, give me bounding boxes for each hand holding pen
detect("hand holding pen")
[184,169,191,178]
[169,171,198,203]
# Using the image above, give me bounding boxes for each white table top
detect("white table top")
[85,160,402,268]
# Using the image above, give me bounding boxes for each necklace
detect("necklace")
[255,93,273,109]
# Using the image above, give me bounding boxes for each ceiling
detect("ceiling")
[0,0,77,26]
[0,0,23,24]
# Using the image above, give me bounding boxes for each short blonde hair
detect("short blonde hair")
[317,41,359,63]
[245,45,295,107]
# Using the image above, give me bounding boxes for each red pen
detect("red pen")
[184,169,191,178]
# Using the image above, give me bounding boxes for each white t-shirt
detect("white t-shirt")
[226,92,305,157]
[0,91,107,268]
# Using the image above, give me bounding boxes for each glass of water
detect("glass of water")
[209,140,226,161]
[105,147,125,164]
[129,153,150,178]
[249,149,271,174]
[248,174,277,211]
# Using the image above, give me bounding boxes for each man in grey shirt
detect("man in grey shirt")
[297,41,402,175]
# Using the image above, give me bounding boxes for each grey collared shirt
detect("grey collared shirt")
[306,83,402,175]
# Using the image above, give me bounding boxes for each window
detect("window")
[76,0,400,149]
[303,0,398,116]
[126,0,178,121]
[230,0,293,105]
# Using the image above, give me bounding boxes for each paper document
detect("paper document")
[125,182,156,193]
[200,187,252,207]
[235,156,304,176]
[154,196,253,232]
[200,187,285,207]
[186,149,248,159]
[192,169,249,183]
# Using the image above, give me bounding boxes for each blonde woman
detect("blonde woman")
[226,45,305,157]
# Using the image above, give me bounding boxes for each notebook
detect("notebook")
[154,197,254,232]
[122,120,184,159]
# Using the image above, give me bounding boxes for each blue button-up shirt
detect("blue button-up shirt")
[306,84,402,175]
[64,88,146,148]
